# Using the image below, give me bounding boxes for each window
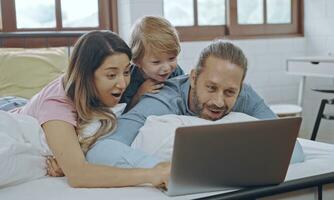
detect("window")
[163,0,227,41]
[0,0,117,47]
[15,0,56,29]
[0,2,2,30]
[61,0,99,28]
[0,0,117,31]
[163,0,303,41]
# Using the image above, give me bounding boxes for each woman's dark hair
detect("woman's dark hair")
[63,30,132,153]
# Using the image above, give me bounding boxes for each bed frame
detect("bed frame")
[1,31,334,200]
[199,172,334,200]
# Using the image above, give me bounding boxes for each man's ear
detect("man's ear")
[238,73,246,95]
[190,69,197,88]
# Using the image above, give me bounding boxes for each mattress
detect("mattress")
[0,138,334,200]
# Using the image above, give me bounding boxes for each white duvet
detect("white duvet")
[0,111,51,188]
[0,103,127,188]
[132,112,259,161]
[0,110,307,189]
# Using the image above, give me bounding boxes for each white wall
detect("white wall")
[117,0,334,142]
[301,0,334,143]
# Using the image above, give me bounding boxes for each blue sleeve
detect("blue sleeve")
[233,84,277,119]
[170,65,185,78]
[110,94,176,145]
[86,139,163,168]
[86,92,177,168]
[290,140,304,164]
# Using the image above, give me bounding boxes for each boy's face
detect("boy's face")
[137,49,177,82]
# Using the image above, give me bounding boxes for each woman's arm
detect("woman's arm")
[42,120,170,188]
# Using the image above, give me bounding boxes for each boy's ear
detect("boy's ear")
[134,60,143,69]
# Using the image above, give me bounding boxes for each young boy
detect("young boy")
[120,16,184,111]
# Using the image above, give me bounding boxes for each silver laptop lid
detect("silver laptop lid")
[166,117,302,196]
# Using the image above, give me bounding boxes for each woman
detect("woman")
[11,31,169,188]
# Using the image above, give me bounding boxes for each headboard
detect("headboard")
[0,31,87,99]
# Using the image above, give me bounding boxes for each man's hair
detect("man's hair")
[195,40,248,81]
[129,16,181,63]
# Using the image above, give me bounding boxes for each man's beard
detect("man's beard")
[192,84,229,121]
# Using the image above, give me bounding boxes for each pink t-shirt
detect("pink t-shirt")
[13,76,77,127]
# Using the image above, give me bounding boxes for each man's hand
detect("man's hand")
[138,79,164,96]
[46,156,65,177]
[149,162,171,189]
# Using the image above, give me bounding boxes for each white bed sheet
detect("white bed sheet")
[1,138,334,200]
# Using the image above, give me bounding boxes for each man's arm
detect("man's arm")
[233,84,277,119]
[110,95,177,145]
[87,91,179,168]
[86,139,164,168]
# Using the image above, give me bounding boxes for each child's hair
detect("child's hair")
[129,16,181,64]
[63,30,132,153]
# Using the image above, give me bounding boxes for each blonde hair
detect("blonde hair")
[130,16,181,63]
[63,31,132,154]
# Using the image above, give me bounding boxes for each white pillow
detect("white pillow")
[0,47,69,98]
[131,112,257,161]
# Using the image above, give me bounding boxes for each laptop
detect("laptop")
[165,117,302,196]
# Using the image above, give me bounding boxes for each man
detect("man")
[86,40,283,169]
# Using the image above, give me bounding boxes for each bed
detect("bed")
[1,32,334,200]
[0,138,333,200]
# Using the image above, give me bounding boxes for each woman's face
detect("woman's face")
[94,53,131,107]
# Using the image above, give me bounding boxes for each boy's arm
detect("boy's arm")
[125,79,164,112]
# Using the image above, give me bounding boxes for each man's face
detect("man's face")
[189,55,244,121]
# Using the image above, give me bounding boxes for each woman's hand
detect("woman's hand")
[46,156,65,177]
[149,162,171,189]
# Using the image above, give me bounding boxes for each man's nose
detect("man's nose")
[213,93,225,108]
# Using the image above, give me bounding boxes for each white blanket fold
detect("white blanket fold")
[0,111,51,188]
